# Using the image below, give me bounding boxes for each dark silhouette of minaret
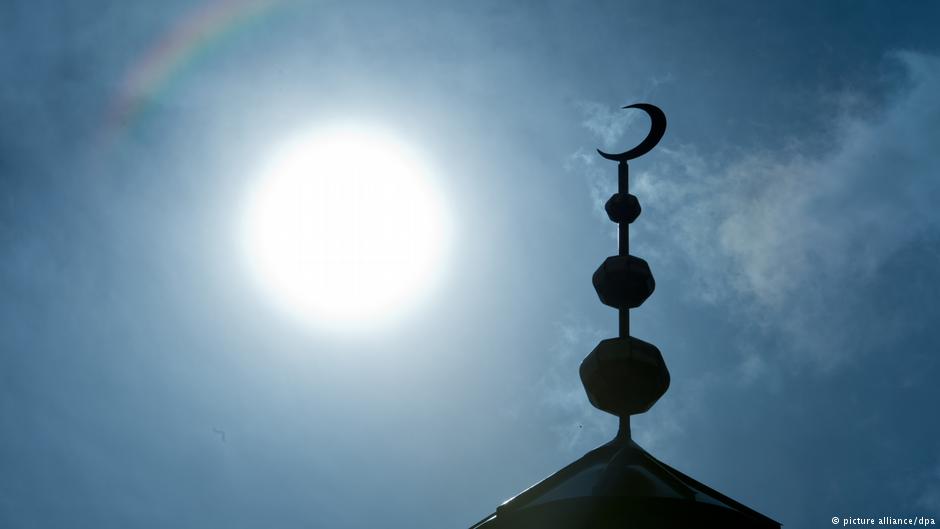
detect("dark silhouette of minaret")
[469,104,781,529]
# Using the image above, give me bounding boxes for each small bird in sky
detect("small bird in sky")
[212,427,227,443]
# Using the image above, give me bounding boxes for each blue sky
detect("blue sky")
[2,1,939,527]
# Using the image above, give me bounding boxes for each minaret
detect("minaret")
[469,104,781,529]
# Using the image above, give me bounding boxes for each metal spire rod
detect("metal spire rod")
[618,160,630,340]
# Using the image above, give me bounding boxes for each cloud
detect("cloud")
[576,102,636,150]
[563,148,617,236]
[536,317,615,452]
[570,52,940,375]
[575,74,675,151]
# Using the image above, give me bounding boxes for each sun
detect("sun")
[243,125,450,328]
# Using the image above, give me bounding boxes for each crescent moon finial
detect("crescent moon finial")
[596,103,667,162]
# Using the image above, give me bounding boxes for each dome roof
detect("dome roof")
[470,431,780,529]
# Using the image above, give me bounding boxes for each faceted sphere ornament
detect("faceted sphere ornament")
[604,193,641,224]
[592,255,656,309]
[579,336,670,416]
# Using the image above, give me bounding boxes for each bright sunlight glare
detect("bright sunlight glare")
[244,125,450,328]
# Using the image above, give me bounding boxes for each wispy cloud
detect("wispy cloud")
[537,317,615,452]
[563,148,616,237]
[576,101,639,150]
[575,75,675,151]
